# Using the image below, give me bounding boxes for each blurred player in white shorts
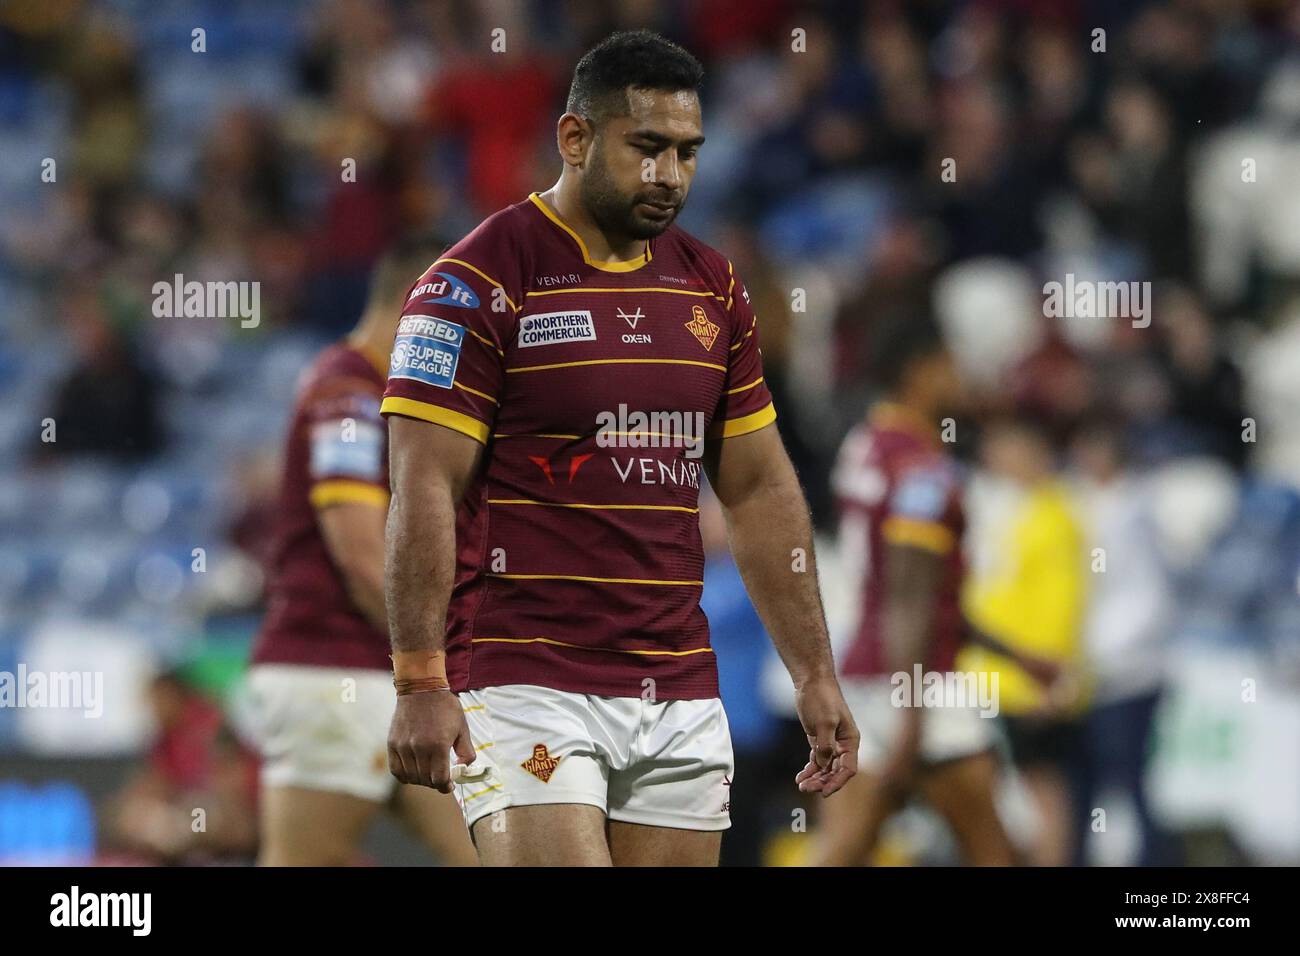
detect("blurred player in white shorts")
[814,319,1019,866]
[245,238,475,866]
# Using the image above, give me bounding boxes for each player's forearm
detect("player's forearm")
[721,469,835,688]
[384,483,458,654]
[883,591,934,674]
[883,546,940,674]
[339,560,388,633]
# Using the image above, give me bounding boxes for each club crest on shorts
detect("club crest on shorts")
[685,304,720,351]
[521,743,561,783]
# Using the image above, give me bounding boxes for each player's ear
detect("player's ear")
[556,112,592,167]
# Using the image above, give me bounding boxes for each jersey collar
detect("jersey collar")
[527,192,653,273]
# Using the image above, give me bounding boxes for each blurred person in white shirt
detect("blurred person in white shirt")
[1069,415,1176,866]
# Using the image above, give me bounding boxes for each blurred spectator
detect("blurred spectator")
[33,286,164,462]
[959,418,1088,867]
[1149,284,1250,468]
[1069,416,1177,866]
[101,670,259,865]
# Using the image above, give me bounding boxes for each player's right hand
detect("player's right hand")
[387,690,476,793]
[793,675,860,797]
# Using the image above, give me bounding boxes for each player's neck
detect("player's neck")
[883,394,938,429]
[347,318,393,376]
[542,182,648,263]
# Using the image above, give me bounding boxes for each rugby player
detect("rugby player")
[814,319,1056,866]
[381,31,857,866]
[246,237,477,867]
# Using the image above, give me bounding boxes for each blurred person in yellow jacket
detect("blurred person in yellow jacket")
[958,417,1088,867]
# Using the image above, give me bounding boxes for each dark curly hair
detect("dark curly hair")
[566,30,704,126]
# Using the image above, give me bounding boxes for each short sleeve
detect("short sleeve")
[380,257,513,444]
[880,460,958,554]
[306,385,389,510]
[708,262,776,439]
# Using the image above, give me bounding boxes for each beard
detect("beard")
[581,145,684,241]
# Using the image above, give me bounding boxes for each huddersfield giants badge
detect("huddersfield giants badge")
[685,304,720,351]
[521,744,561,783]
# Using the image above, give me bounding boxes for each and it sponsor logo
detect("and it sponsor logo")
[409,273,479,309]
[521,744,561,783]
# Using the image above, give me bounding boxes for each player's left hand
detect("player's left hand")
[793,675,859,797]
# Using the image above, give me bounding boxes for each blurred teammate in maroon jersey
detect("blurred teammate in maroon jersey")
[814,319,1020,866]
[245,237,476,867]
[381,31,857,866]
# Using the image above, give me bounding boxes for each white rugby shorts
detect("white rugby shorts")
[245,664,398,802]
[453,684,734,832]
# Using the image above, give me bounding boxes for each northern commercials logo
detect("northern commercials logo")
[152,273,259,328]
[595,404,706,459]
[518,310,596,347]
[521,744,561,783]
[50,886,151,936]
[409,272,479,309]
[0,665,103,718]
[890,665,1001,718]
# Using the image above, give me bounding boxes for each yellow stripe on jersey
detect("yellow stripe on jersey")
[528,193,652,272]
[431,257,521,313]
[454,381,498,404]
[487,573,703,586]
[729,318,757,351]
[507,357,727,374]
[496,430,681,440]
[487,499,699,513]
[309,480,389,509]
[525,287,724,301]
[380,396,491,445]
[468,328,505,357]
[471,636,713,657]
[492,433,584,440]
[726,376,764,395]
[882,516,955,554]
[708,402,776,439]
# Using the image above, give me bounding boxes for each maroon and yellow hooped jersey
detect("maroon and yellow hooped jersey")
[253,342,393,671]
[381,193,775,699]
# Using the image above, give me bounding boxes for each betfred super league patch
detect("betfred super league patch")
[389,315,466,389]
